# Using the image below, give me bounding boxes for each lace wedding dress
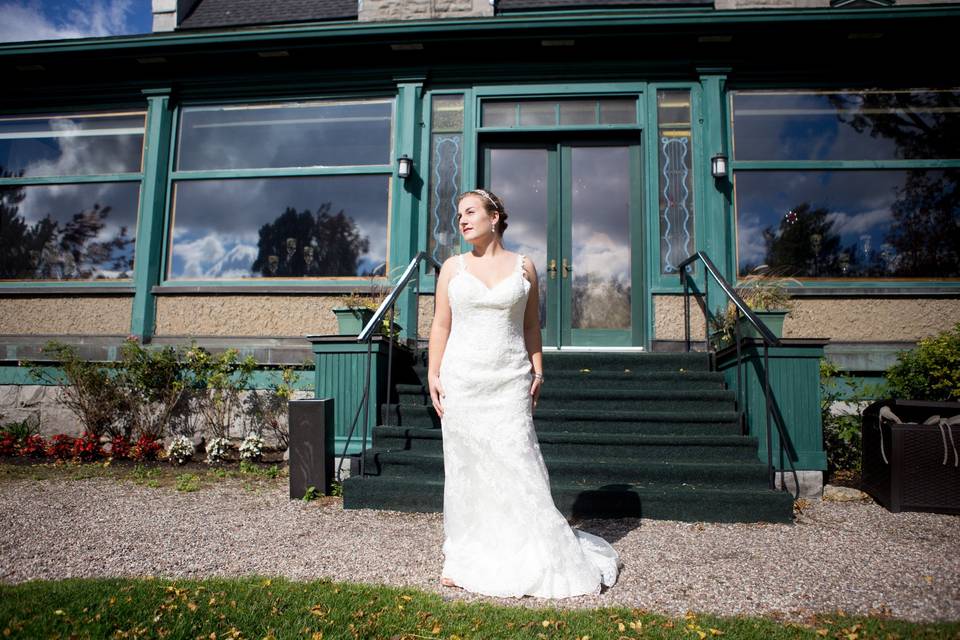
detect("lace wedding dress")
[438,251,620,598]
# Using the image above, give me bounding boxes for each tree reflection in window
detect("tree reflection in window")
[733,89,960,280]
[251,203,375,278]
[0,172,137,281]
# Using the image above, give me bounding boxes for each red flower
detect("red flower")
[109,435,132,459]
[47,434,77,460]
[130,435,162,461]
[0,434,17,456]
[17,434,47,458]
[72,431,104,462]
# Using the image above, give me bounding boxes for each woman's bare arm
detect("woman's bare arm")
[427,257,456,418]
[521,256,544,408]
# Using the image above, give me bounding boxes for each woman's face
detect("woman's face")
[457,195,496,242]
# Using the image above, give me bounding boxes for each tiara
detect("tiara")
[473,189,499,210]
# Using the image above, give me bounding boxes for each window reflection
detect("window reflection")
[481,98,638,128]
[736,170,960,279]
[489,147,549,329]
[0,112,145,177]
[570,146,631,330]
[168,175,389,279]
[0,181,139,280]
[176,100,393,170]
[732,90,960,161]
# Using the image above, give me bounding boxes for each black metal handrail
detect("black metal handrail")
[335,251,443,483]
[678,251,800,499]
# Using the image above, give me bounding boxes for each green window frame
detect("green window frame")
[0,107,146,290]
[159,94,398,288]
[728,87,960,290]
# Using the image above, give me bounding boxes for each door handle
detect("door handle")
[548,259,557,279]
[562,258,571,279]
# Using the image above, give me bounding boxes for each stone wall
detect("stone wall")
[359,0,492,22]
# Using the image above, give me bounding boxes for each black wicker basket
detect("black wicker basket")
[861,399,960,514]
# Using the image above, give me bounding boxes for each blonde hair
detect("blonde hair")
[456,189,509,235]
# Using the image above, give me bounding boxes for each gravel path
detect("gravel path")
[1,477,958,623]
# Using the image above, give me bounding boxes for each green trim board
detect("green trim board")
[131,90,174,340]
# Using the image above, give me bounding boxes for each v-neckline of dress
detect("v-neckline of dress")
[459,254,518,292]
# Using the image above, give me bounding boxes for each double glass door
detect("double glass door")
[480,139,643,347]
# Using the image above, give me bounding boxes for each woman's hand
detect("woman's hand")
[530,373,543,411]
[428,371,445,418]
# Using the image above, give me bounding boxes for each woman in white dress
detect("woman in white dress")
[427,188,620,599]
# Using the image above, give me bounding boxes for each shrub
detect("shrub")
[18,434,47,458]
[239,433,264,461]
[130,434,163,461]
[46,434,77,460]
[109,435,132,459]
[1,418,40,444]
[166,435,194,465]
[72,431,104,462]
[116,338,190,442]
[244,366,305,451]
[28,341,126,439]
[205,436,231,464]
[820,359,886,474]
[185,347,256,441]
[885,323,960,401]
[0,433,16,456]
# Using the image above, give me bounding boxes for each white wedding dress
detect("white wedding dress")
[438,251,620,598]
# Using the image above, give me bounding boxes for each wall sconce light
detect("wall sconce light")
[397,154,413,180]
[711,153,728,179]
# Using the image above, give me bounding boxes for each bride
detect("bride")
[427,188,620,599]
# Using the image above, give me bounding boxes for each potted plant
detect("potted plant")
[332,268,402,338]
[711,265,799,347]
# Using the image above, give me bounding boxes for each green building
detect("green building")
[1,0,958,519]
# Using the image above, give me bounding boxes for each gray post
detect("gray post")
[288,398,335,498]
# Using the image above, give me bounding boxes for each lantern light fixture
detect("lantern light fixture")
[397,154,413,180]
[711,153,728,179]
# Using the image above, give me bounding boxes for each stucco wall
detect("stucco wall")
[653,294,960,343]
[0,296,132,335]
[653,295,708,341]
[154,295,347,337]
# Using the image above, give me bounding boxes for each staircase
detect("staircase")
[342,351,795,523]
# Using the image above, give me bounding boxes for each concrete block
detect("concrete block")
[775,469,824,498]
[18,385,47,407]
[0,385,19,408]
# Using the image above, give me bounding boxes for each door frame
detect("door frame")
[477,131,647,348]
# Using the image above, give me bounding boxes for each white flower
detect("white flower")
[167,435,194,465]
[238,433,264,461]
[205,437,232,464]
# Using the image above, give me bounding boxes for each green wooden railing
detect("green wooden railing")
[336,252,443,482]
[679,251,800,498]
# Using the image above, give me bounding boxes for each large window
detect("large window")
[166,98,394,281]
[732,90,960,280]
[0,111,144,281]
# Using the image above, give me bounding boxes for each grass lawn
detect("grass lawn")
[2,576,958,640]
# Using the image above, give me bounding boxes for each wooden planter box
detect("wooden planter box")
[862,399,960,515]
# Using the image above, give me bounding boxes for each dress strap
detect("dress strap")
[457,253,466,273]
[517,253,530,282]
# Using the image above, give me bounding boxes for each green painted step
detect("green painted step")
[383,404,739,431]
[395,385,735,412]
[361,448,769,486]
[371,427,757,460]
[410,367,725,391]
[341,475,794,524]
[541,352,711,372]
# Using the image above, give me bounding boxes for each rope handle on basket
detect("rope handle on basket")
[877,406,900,465]
[879,408,960,467]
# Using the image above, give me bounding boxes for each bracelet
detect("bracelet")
[533,372,544,382]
